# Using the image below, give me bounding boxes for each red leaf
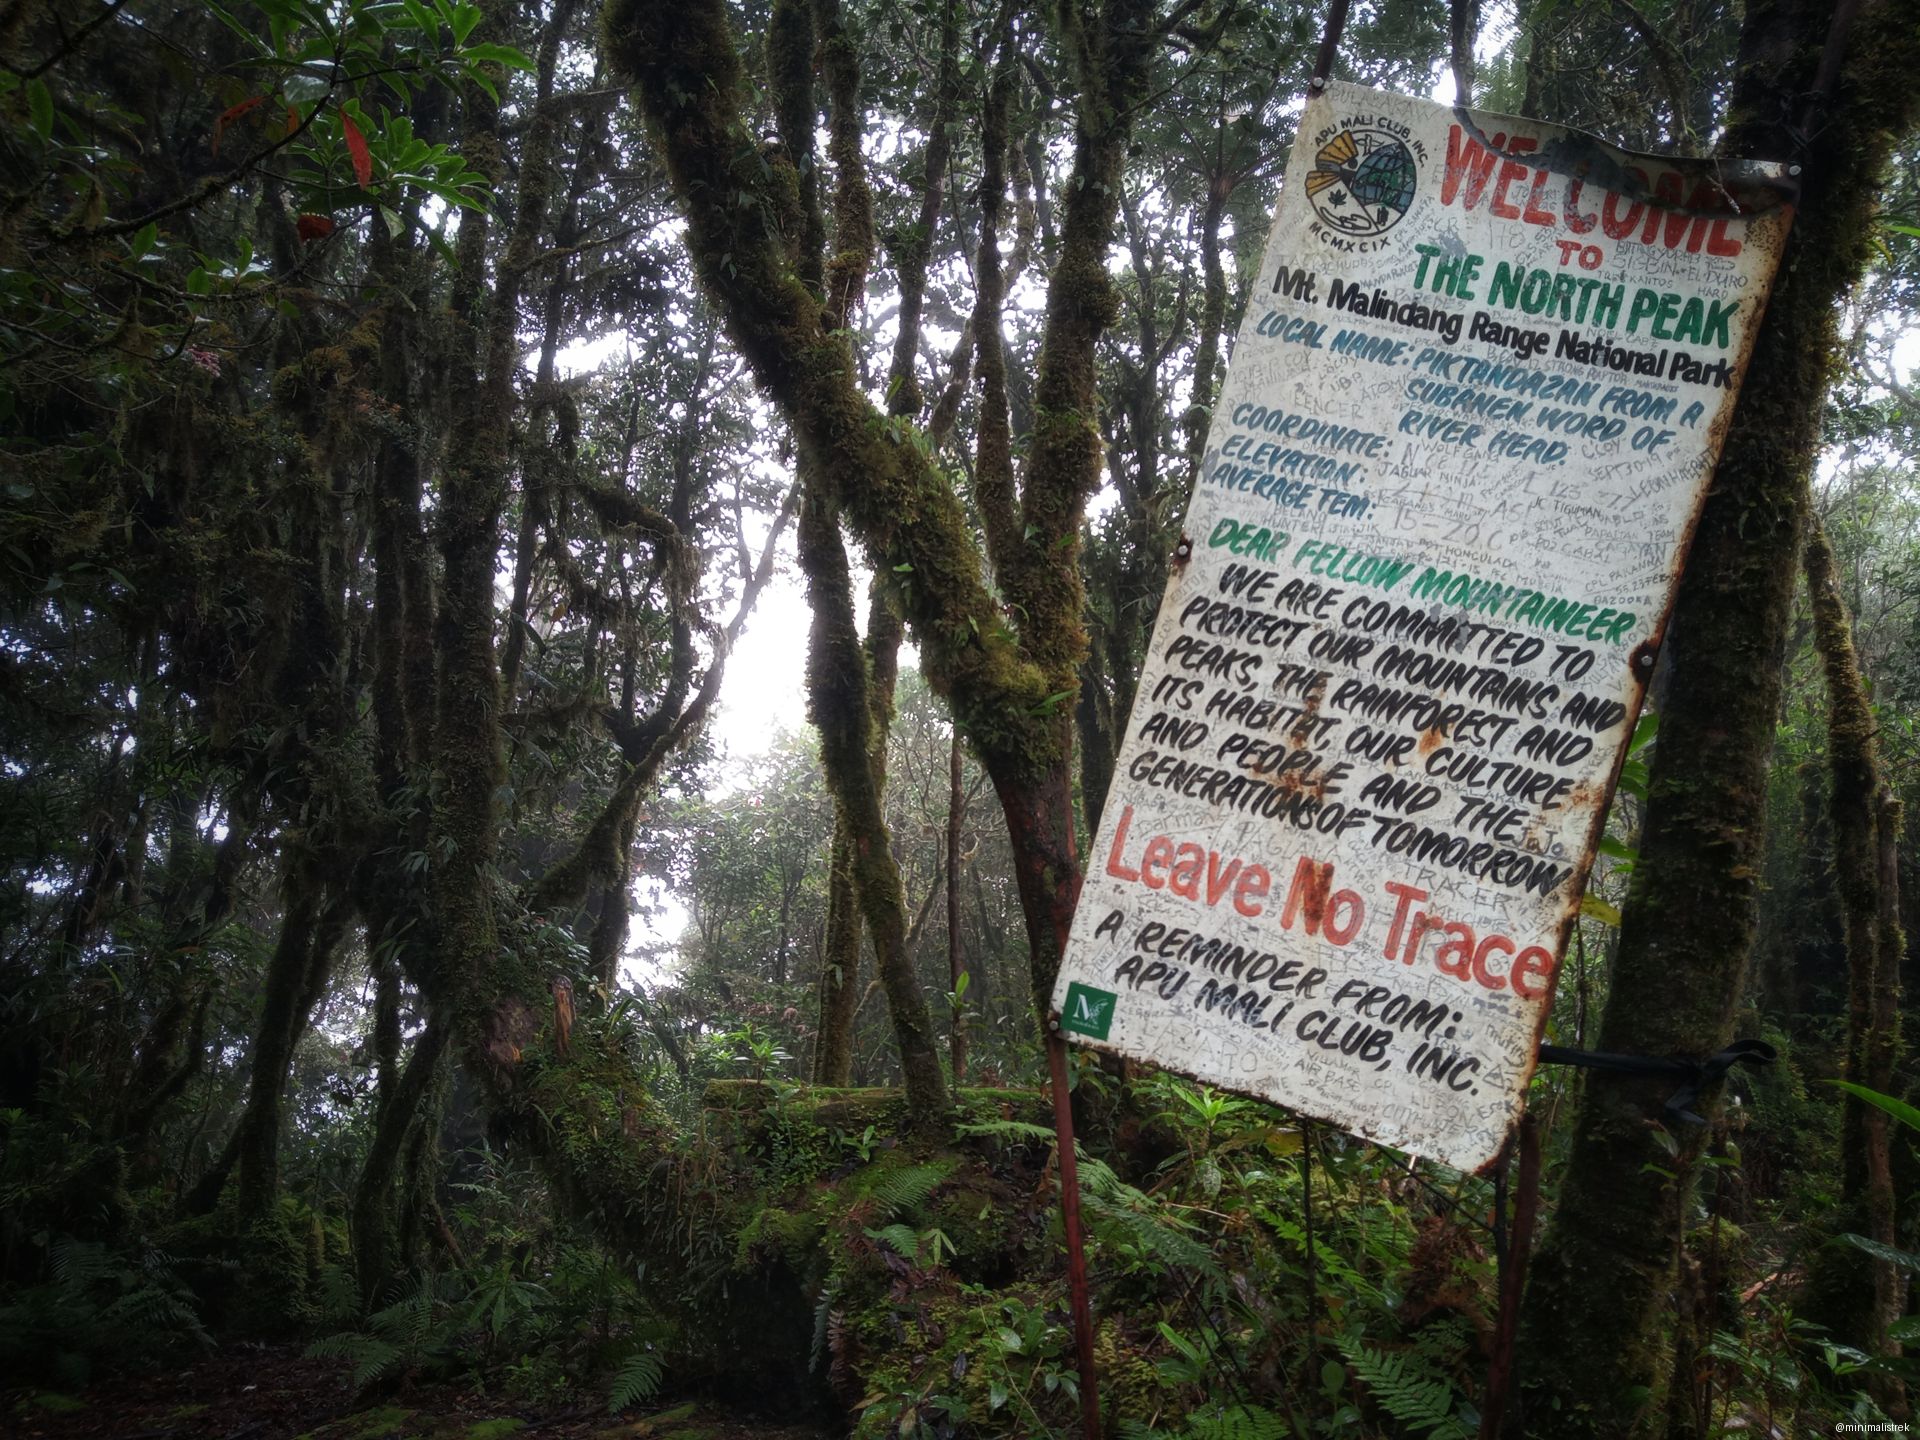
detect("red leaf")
[341,111,372,190]
[285,104,301,138]
[212,95,264,158]
[296,213,336,243]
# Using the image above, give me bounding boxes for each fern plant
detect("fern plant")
[1116,1402,1292,1440]
[849,1158,955,1220]
[607,1346,665,1412]
[1183,1404,1292,1440]
[0,1236,212,1388]
[305,1273,470,1390]
[1083,1190,1226,1291]
[1337,1334,1475,1439]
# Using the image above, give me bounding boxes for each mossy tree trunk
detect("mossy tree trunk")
[809,0,954,1087]
[1798,516,1908,1369]
[764,0,949,1112]
[1513,3,1920,1433]
[813,583,905,1085]
[608,0,1157,1029]
[359,8,742,1307]
[948,728,969,1083]
[800,498,950,1116]
[190,874,348,1220]
[813,823,863,1084]
[352,1007,452,1304]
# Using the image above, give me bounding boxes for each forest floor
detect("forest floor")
[6,1345,833,1440]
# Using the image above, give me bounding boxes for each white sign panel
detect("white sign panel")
[1051,83,1789,1171]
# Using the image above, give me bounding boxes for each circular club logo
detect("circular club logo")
[1305,127,1417,238]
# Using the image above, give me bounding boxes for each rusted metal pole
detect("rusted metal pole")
[1479,1110,1543,1440]
[1048,1031,1101,1440]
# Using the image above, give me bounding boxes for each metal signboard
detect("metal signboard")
[1050,82,1790,1171]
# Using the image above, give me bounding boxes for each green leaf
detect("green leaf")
[446,0,482,43]
[1825,1079,1920,1133]
[460,41,535,69]
[27,78,54,140]
[1580,893,1621,927]
[1835,1232,1920,1272]
[128,222,158,260]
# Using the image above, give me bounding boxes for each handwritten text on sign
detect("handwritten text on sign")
[1050,83,1789,1171]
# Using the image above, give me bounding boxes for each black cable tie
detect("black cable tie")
[1537,1038,1776,1126]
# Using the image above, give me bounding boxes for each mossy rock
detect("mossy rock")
[733,1203,827,1269]
[921,1171,1042,1285]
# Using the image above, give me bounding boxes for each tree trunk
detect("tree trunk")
[352,1011,452,1304]
[947,727,968,1084]
[1797,516,1907,1371]
[798,495,949,1118]
[1513,3,1920,1432]
[234,884,348,1222]
[189,874,344,1219]
[813,822,862,1084]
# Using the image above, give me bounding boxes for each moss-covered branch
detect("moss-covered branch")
[814,0,873,332]
[884,0,959,418]
[605,0,1058,786]
[1011,0,1155,689]
[970,20,1022,587]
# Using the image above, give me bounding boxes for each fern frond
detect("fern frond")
[1260,1209,1384,1304]
[1182,1402,1290,1440]
[49,1238,113,1291]
[867,1222,921,1259]
[955,1118,1058,1145]
[306,1332,403,1390]
[853,1160,955,1220]
[1084,1192,1225,1288]
[810,1281,839,1374]
[1336,1336,1471,1439]
[607,1348,665,1412]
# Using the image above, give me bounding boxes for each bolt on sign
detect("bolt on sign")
[1051,82,1791,1172]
